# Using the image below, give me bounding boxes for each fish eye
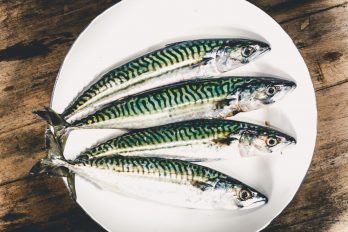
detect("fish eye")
[239,188,253,201]
[266,137,278,147]
[266,87,276,96]
[241,46,256,58]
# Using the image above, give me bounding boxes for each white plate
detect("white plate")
[51,0,317,231]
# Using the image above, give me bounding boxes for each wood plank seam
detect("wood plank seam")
[279,1,348,24]
[315,79,348,92]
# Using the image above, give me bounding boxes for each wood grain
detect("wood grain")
[263,80,348,232]
[249,0,348,23]
[0,177,104,232]
[0,0,347,231]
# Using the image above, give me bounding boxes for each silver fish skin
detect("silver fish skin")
[34,76,296,136]
[62,39,270,122]
[74,119,296,161]
[30,130,268,210]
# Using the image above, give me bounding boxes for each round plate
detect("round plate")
[51,0,317,231]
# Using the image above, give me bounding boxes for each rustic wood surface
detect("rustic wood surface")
[0,0,347,231]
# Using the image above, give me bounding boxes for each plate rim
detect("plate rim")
[49,0,318,231]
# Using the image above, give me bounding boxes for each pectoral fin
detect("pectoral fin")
[165,40,192,47]
[215,94,242,117]
[67,172,76,201]
[212,137,238,146]
[215,99,235,110]
[191,181,213,191]
[190,57,214,69]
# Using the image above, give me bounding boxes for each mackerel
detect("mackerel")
[62,39,270,121]
[75,119,296,161]
[35,76,296,135]
[30,130,267,210]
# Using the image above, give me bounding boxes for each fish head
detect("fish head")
[215,179,267,209]
[233,184,268,209]
[237,77,296,112]
[238,126,296,156]
[215,40,270,72]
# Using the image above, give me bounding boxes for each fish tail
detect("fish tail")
[33,107,69,128]
[29,129,76,200]
[55,127,74,152]
[33,107,73,150]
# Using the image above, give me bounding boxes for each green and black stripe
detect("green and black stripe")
[78,155,225,184]
[75,119,293,159]
[62,38,269,119]
[71,76,251,127]
[62,40,224,117]
[80,119,238,158]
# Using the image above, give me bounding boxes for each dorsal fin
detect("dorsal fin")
[165,40,192,47]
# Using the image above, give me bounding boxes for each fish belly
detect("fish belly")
[73,166,235,210]
[80,101,222,129]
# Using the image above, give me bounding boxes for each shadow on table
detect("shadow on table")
[0,1,120,231]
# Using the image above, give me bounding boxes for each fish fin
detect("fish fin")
[33,107,68,127]
[190,57,214,69]
[29,159,68,177]
[44,129,64,160]
[215,95,242,117]
[55,127,76,152]
[29,129,67,176]
[215,98,235,110]
[191,181,213,191]
[33,106,74,150]
[33,107,70,139]
[165,40,190,47]
[67,172,76,201]
[29,129,78,200]
[212,137,238,146]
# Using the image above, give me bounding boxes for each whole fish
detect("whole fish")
[35,76,296,135]
[75,119,296,161]
[30,130,268,210]
[62,39,270,121]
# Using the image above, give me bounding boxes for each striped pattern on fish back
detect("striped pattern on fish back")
[84,119,242,157]
[62,40,224,118]
[73,77,248,126]
[80,155,225,184]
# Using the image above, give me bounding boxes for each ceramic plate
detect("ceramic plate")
[51,0,317,231]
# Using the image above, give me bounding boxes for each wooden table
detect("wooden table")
[0,1,347,231]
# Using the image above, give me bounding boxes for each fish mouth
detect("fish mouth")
[288,82,297,91]
[282,80,297,92]
[280,84,296,97]
[261,45,271,54]
[239,198,268,209]
[279,133,297,146]
[287,137,297,145]
[237,189,268,209]
[252,199,268,208]
[250,42,271,60]
[258,42,271,54]
[253,190,268,206]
